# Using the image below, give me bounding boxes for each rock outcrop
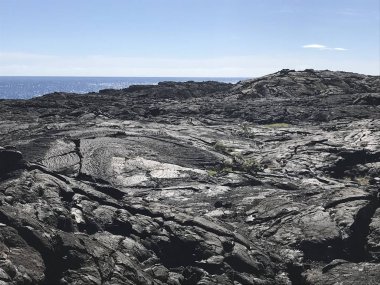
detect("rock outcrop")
[0,69,379,284]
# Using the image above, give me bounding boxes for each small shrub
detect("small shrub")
[213,141,230,153]
[230,154,262,174]
[207,169,218,177]
[264,122,290,128]
[356,176,370,186]
[221,166,233,174]
[238,123,255,138]
[241,158,262,173]
[211,150,262,175]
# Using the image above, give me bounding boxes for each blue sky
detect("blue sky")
[0,0,379,76]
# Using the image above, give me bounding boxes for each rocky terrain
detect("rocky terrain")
[0,69,379,284]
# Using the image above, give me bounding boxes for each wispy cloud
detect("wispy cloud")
[302,44,347,51]
[303,44,327,49]
[338,9,357,16]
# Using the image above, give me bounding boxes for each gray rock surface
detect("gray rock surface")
[0,69,379,284]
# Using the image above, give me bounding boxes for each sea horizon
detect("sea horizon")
[0,75,247,78]
[0,76,247,99]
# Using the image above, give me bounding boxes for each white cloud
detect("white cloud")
[302,44,328,49]
[302,44,348,51]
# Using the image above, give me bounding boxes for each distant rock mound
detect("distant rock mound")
[233,69,379,97]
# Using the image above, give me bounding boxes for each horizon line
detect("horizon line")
[0,75,250,78]
[0,68,378,78]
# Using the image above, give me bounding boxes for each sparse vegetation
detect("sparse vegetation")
[356,176,371,186]
[263,122,290,128]
[213,141,231,153]
[221,166,233,174]
[240,157,262,173]
[207,169,218,177]
[231,154,262,173]
[207,154,262,177]
[211,137,263,175]
[239,123,256,138]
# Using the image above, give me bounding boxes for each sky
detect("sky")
[0,0,379,77]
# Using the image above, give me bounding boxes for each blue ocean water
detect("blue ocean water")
[0,76,245,99]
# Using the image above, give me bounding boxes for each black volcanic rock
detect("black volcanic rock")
[233,69,379,97]
[0,70,379,284]
[0,147,24,174]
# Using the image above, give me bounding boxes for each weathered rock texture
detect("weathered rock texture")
[0,69,379,284]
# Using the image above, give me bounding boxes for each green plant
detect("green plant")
[211,146,263,175]
[230,153,261,173]
[356,176,370,186]
[220,158,234,173]
[207,169,218,177]
[240,158,262,173]
[227,154,262,174]
[220,166,233,174]
[213,141,230,153]
[239,123,255,138]
[264,122,290,128]
[241,123,249,132]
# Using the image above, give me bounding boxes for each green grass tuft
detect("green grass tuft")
[264,122,290,128]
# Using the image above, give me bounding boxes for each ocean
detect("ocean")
[0,76,245,99]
